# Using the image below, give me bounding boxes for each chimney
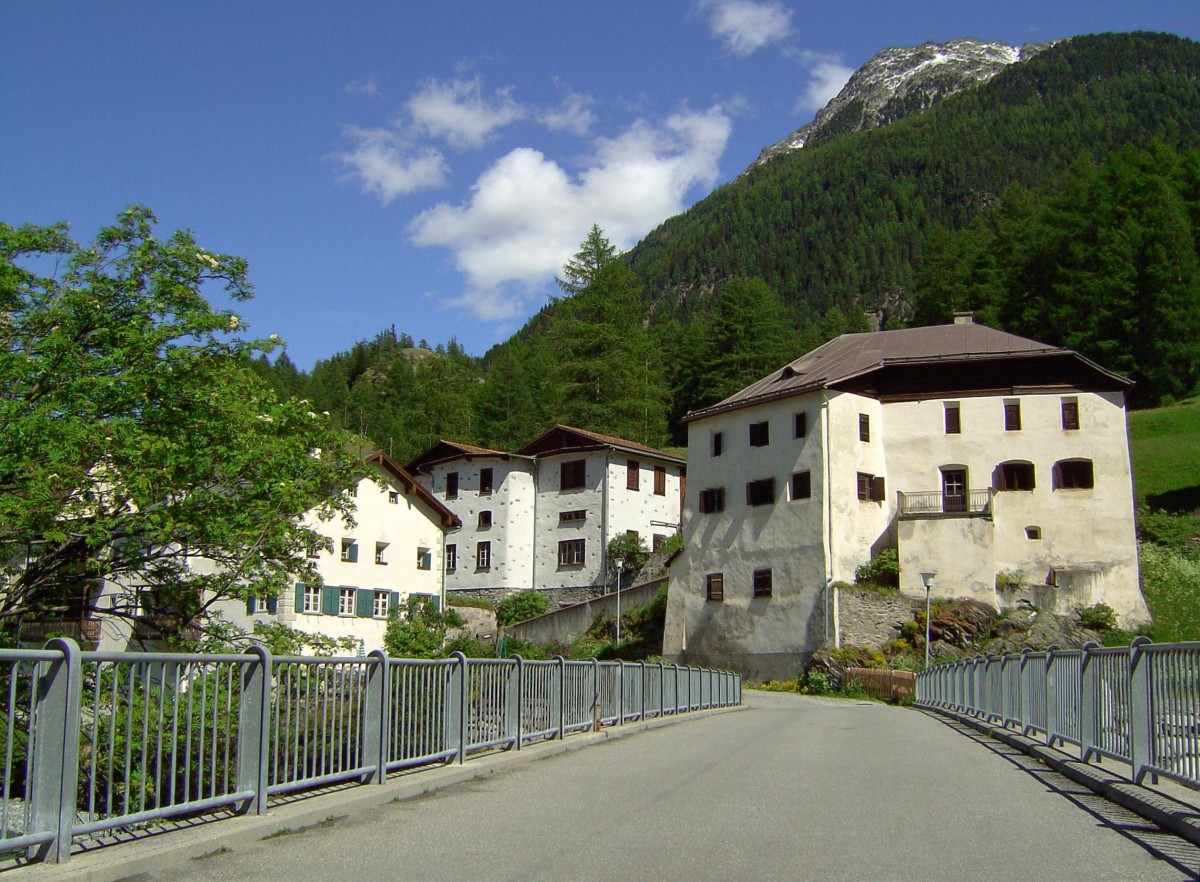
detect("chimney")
[953,311,975,325]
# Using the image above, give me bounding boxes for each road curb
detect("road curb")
[923,706,1200,849]
[14,704,746,882]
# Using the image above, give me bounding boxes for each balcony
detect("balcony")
[898,488,991,519]
[17,617,102,649]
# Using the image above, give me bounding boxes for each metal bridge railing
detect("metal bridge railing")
[916,638,1200,793]
[0,639,741,864]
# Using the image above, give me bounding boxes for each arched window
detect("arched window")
[1053,459,1094,490]
[994,461,1035,491]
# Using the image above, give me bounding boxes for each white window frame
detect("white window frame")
[338,587,356,616]
[303,583,321,614]
[373,591,390,619]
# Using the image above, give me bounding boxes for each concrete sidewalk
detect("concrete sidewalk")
[14,706,744,882]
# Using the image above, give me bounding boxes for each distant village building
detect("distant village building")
[405,425,685,602]
[662,318,1150,681]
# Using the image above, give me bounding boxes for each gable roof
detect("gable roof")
[364,451,461,527]
[404,439,514,475]
[516,424,685,464]
[685,322,1131,423]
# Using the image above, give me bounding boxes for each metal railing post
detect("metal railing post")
[617,661,625,724]
[235,645,272,815]
[639,661,647,721]
[1045,646,1060,747]
[450,652,467,763]
[363,650,389,783]
[591,658,601,731]
[658,661,666,715]
[555,656,566,740]
[1129,636,1153,784]
[1018,649,1031,732]
[1080,642,1099,762]
[29,638,82,864]
[507,657,522,750]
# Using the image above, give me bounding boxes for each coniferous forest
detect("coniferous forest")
[253,31,1200,458]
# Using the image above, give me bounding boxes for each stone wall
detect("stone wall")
[447,583,609,612]
[503,579,666,647]
[836,587,920,648]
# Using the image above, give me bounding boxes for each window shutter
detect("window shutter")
[389,591,401,613]
[321,585,339,615]
[871,476,886,502]
[294,583,306,613]
[347,542,358,563]
[356,588,374,617]
[420,550,432,570]
[430,594,441,612]
[246,595,258,615]
[267,595,279,615]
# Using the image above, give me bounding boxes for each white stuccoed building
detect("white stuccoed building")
[662,318,1150,681]
[406,426,686,601]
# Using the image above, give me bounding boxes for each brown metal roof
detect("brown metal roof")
[403,439,513,474]
[685,323,1130,422]
[516,424,685,464]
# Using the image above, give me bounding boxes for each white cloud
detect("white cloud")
[339,127,449,204]
[700,0,792,57]
[345,76,380,98]
[794,52,854,112]
[409,106,731,320]
[539,87,595,136]
[407,77,524,149]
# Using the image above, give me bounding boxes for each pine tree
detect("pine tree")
[556,224,618,296]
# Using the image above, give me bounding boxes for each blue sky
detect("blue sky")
[4,2,1197,369]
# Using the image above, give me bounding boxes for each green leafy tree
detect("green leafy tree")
[495,589,549,627]
[607,533,649,584]
[556,224,618,296]
[0,207,363,638]
[383,595,464,658]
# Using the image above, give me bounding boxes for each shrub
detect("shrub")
[442,636,496,658]
[384,596,464,659]
[607,533,649,579]
[995,569,1024,591]
[1079,602,1118,632]
[854,548,900,588]
[495,589,549,626]
[447,595,495,611]
[799,669,834,696]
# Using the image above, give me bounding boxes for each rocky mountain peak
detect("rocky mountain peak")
[752,37,1056,168]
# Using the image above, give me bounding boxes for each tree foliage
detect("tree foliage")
[383,595,465,658]
[557,223,618,296]
[0,208,363,637]
[495,589,549,627]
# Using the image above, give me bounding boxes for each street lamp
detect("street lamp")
[615,559,624,644]
[920,571,937,670]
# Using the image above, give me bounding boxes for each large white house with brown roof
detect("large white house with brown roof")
[406,426,685,597]
[662,318,1150,680]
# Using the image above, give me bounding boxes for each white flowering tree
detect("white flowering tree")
[0,207,363,641]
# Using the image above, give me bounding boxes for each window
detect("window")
[388,490,399,505]
[560,509,587,524]
[479,468,494,494]
[753,568,773,598]
[859,414,870,442]
[561,459,586,490]
[749,421,770,447]
[446,544,457,571]
[416,547,431,570]
[794,412,807,439]
[1061,398,1080,430]
[338,587,356,616]
[941,468,966,512]
[706,573,724,602]
[347,484,357,498]
[375,541,389,565]
[306,543,321,560]
[341,538,358,563]
[652,534,667,552]
[1004,400,1021,431]
[654,466,666,495]
[945,403,961,435]
[1025,526,1042,540]
[712,431,723,457]
[373,591,390,619]
[791,471,811,500]
[996,462,1035,491]
[558,538,585,566]
[303,583,321,614]
[627,460,640,490]
[446,471,459,499]
[857,472,885,502]
[478,510,492,528]
[1055,459,1094,490]
[746,478,775,507]
[699,487,725,514]
[476,542,491,569]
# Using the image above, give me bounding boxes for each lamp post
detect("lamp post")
[920,571,937,670]
[615,559,624,644]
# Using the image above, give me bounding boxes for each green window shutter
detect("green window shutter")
[321,585,339,615]
[347,542,359,563]
[246,595,258,615]
[356,588,374,617]
[389,591,401,614]
[294,583,306,613]
[267,595,278,615]
[430,594,441,612]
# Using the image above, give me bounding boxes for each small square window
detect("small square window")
[306,543,321,560]
[1061,398,1080,431]
[652,533,667,552]
[791,471,811,500]
[794,412,807,439]
[1004,400,1022,431]
[746,478,775,507]
[996,462,1035,491]
[388,490,399,504]
[857,473,885,502]
[341,539,358,563]
[375,541,389,565]
[558,538,585,566]
[1055,459,1094,490]
[706,573,724,602]
[753,569,773,598]
[480,468,494,494]
[478,510,492,528]
[1025,526,1042,540]
[446,544,457,571]
[560,509,587,524]
[945,403,961,435]
[561,459,586,490]
[749,421,770,447]
[627,460,640,491]
[859,414,870,442]
[446,472,459,499]
[699,487,725,514]
[476,541,491,569]
[654,466,666,496]
[416,547,431,570]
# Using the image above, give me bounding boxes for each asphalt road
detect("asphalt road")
[151,691,1200,882]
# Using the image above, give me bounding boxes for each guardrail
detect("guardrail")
[916,638,1200,792]
[0,639,741,864]
[897,488,991,517]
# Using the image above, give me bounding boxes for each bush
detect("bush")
[1078,602,1118,632]
[384,596,464,659]
[495,590,549,626]
[854,548,900,588]
[995,569,1024,592]
[607,533,649,579]
[447,595,495,611]
[443,636,496,658]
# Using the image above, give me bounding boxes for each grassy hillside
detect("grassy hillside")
[1128,396,1200,642]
